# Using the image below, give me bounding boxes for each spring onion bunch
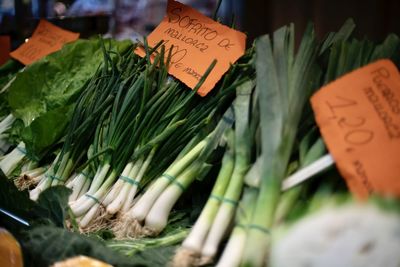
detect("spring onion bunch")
[111,49,254,239]
[0,39,131,184]
[29,42,131,201]
[69,44,221,229]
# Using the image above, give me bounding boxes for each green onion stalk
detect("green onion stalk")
[112,50,254,239]
[216,187,258,267]
[172,79,256,266]
[70,43,228,229]
[104,75,236,220]
[239,24,321,267]
[69,46,163,228]
[0,114,15,151]
[173,133,235,267]
[71,54,195,228]
[102,48,199,217]
[29,43,128,201]
[116,107,234,239]
[0,141,26,176]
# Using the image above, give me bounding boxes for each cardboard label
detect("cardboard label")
[135,0,246,96]
[0,36,10,66]
[10,19,79,65]
[311,60,400,199]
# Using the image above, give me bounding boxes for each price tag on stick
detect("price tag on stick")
[10,19,79,65]
[135,0,246,96]
[311,59,400,199]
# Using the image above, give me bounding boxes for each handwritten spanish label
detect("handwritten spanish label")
[0,36,10,66]
[10,19,79,65]
[135,0,246,96]
[311,60,400,199]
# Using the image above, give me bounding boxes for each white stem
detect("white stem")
[29,174,53,201]
[87,163,111,194]
[79,203,100,228]
[0,142,26,176]
[102,179,124,206]
[122,150,155,212]
[0,114,15,135]
[145,184,183,234]
[72,171,117,217]
[21,160,38,173]
[50,154,72,186]
[65,173,78,189]
[216,226,246,267]
[0,138,12,156]
[72,166,105,206]
[107,159,143,214]
[202,203,235,258]
[69,173,87,202]
[129,177,171,222]
[77,177,91,199]
[34,174,47,187]
[21,166,46,179]
[71,195,97,217]
[102,163,133,206]
[32,173,44,183]
[182,198,220,252]
[128,139,206,222]
[29,154,61,200]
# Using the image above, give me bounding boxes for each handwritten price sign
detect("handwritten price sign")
[135,0,246,96]
[10,20,79,65]
[311,60,400,199]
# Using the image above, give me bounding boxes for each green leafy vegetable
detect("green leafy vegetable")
[22,226,147,267]
[8,39,131,126]
[20,104,74,160]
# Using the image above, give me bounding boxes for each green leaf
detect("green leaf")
[35,186,72,227]
[0,175,70,229]
[134,246,177,267]
[8,38,131,126]
[0,59,22,90]
[20,104,74,159]
[22,226,147,267]
[7,38,131,158]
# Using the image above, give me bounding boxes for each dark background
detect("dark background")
[243,0,400,44]
[1,0,400,48]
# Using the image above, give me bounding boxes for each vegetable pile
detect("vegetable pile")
[1,14,400,267]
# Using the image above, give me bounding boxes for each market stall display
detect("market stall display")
[0,1,400,267]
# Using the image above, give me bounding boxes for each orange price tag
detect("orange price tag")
[311,59,400,199]
[135,0,246,96]
[10,19,79,65]
[0,36,10,66]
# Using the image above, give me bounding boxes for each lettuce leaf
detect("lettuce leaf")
[8,38,131,125]
[7,38,132,158]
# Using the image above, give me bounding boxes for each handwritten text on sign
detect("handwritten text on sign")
[10,19,79,65]
[311,60,400,199]
[135,0,246,96]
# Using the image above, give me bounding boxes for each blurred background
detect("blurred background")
[0,0,399,49]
